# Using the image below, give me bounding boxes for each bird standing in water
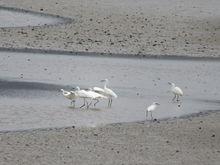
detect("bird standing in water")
[146,102,160,121]
[93,79,117,107]
[60,89,77,107]
[168,82,183,102]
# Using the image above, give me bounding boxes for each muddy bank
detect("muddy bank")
[0,0,219,57]
[0,111,220,164]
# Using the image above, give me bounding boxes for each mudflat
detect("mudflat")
[0,0,219,57]
[0,0,220,164]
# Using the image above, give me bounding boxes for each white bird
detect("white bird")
[93,79,118,107]
[74,86,92,109]
[60,89,77,107]
[146,102,160,120]
[168,82,183,102]
[86,88,108,107]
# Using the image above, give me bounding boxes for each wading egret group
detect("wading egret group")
[61,84,109,109]
[61,78,184,123]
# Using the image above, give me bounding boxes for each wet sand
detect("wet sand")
[0,0,219,57]
[0,52,220,132]
[0,111,220,164]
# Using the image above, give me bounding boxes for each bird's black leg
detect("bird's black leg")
[88,100,93,107]
[146,111,148,120]
[108,99,110,107]
[80,98,86,108]
[86,100,90,109]
[172,94,176,101]
[176,95,180,102]
[71,100,75,108]
[151,112,153,121]
[109,98,112,107]
[94,99,99,107]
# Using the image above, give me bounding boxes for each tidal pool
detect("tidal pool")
[0,6,70,27]
[0,51,219,131]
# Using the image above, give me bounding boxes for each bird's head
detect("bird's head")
[100,78,109,83]
[75,86,80,91]
[60,89,64,92]
[153,102,160,105]
[168,82,175,86]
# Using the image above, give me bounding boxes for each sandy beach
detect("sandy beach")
[0,0,219,57]
[0,112,220,164]
[0,0,220,164]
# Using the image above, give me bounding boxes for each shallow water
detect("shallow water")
[0,51,220,131]
[0,7,67,27]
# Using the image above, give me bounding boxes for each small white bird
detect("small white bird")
[168,82,183,102]
[146,102,160,120]
[60,89,77,107]
[93,79,118,107]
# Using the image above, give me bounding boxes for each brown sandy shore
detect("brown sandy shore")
[0,112,220,165]
[0,0,219,57]
[0,0,220,164]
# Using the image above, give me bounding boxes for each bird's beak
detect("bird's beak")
[100,79,105,82]
[168,82,172,85]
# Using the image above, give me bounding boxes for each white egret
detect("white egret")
[93,79,118,107]
[146,102,160,121]
[60,89,77,107]
[168,82,183,102]
[86,88,108,107]
[74,86,94,109]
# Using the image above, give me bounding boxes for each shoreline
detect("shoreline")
[1,110,220,164]
[1,47,220,61]
[0,109,217,134]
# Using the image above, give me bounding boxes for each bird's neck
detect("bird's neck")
[171,85,175,89]
[104,82,108,89]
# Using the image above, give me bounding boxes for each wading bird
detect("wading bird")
[168,82,183,102]
[60,89,77,107]
[74,86,92,109]
[146,102,160,121]
[86,88,108,107]
[93,79,117,107]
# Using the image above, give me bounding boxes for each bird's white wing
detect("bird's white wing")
[88,91,107,99]
[77,90,91,98]
[147,104,156,111]
[105,88,118,98]
[174,87,183,96]
[93,87,105,94]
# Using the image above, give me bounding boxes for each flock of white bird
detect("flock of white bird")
[61,79,118,109]
[61,79,183,121]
